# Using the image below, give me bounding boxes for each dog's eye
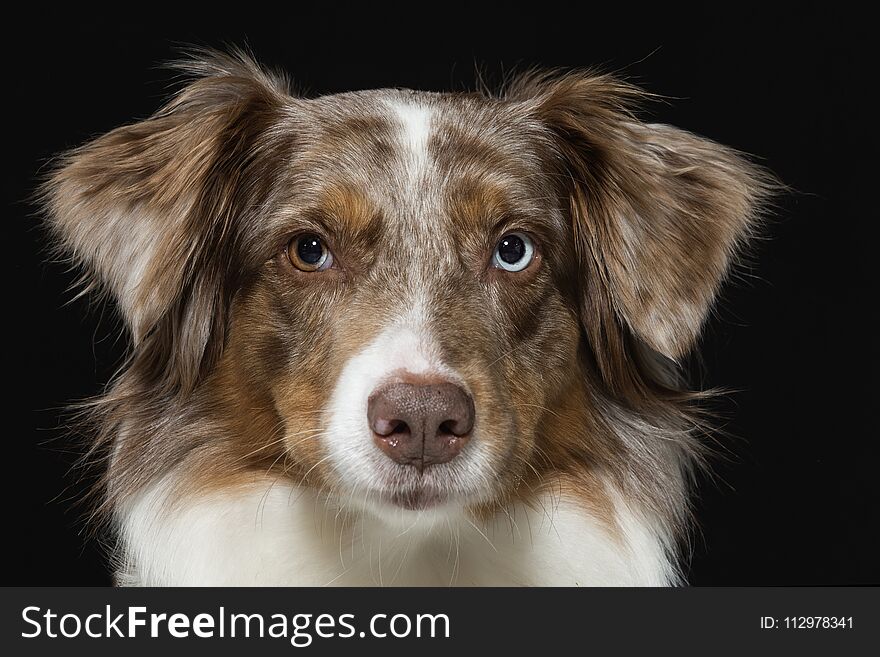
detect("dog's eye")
[287,233,333,272]
[492,232,535,272]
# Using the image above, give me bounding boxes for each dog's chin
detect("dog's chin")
[377,485,467,513]
[331,478,488,529]
[378,488,438,510]
[367,492,466,530]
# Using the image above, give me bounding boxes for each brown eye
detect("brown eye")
[287,233,333,272]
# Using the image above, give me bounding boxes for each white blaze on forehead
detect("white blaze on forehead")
[384,98,459,274]
[387,100,433,181]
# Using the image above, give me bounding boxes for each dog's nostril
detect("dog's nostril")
[389,421,409,435]
[437,420,457,436]
[372,417,409,437]
[368,381,474,469]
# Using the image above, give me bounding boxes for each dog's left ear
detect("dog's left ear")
[510,72,773,391]
[42,50,293,393]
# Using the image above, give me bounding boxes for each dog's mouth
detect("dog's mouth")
[376,464,479,511]
[385,487,446,510]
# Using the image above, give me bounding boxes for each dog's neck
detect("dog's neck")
[115,473,677,586]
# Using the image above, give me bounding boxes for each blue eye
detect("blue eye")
[493,232,535,272]
[287,233,333,272]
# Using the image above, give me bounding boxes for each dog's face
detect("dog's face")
[45,54,768,525]
[235,92,582,519]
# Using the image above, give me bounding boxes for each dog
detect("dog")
[43,50,771,586]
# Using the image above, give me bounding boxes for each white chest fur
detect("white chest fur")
[116,475,676,586]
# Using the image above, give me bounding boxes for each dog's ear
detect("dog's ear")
[43,50,292,392]
[510,72,773,395]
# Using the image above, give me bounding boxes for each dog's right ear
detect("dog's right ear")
[42,50,292,392]
[508,71,774,401]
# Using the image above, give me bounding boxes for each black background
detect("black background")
[5,5,877,585]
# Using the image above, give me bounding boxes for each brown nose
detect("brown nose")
[368,382,474,470]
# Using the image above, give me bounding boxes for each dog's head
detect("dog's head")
[45,52,770,525]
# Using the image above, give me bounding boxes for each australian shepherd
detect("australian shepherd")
[43,50,771,586]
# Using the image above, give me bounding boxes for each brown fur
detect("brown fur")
[41,49,774,580]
